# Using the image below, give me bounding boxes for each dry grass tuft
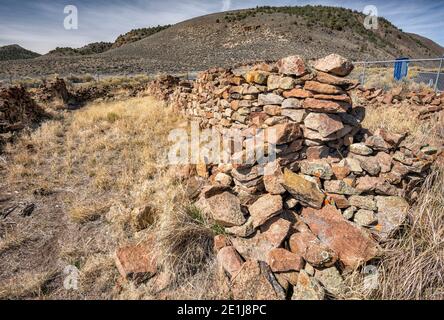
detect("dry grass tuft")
[154,204,216,284]
[374,162,444,300]
[0,270,57,299]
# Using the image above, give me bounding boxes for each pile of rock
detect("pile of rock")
[357,85,444,120]
[0,86,48,148]
[116,54,441,300]
[146,74,191,102]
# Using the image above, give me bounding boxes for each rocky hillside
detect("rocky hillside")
[1,5,443,78]
[45,42,113,57]
[44,26,171,57]
[112,25,171,49]
[105,6,444,65]
[0,45,41,61]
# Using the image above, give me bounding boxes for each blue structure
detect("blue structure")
[394,57,409,81]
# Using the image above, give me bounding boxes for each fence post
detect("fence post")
[361,62,367,87]
[434,57,443,93]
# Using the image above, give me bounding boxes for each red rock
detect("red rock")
[277,55,307,76]
[196,191,246,227]
[217,246,244,277]
[263,161,286,195]
[303,98,351,113]
[382,93,394,104]
[283,88,313,98]
[313,94,351,103]
[304,81,345,95]
[267,248,304,272]
[306,146,330,160]
[266,122,302,144]
[264,105,282,116]
[250,112,269,126]
[304,112,344,138]
[315,71,358,88]
[327,193,350,209]
[301,205,380,269]
[289,231,338,268]
[231,260,286,300]
[331,163,351,180]
[248,194,283,228]
[231,217,291,262]
[312,54,354,77]
[115,238,157,282]
[214,234,231,252]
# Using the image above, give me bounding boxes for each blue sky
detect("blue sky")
[0,0,443,54]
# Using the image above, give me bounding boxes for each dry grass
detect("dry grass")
[0,231,33,255]
[1,95,187,299]
[154,205,216,283]
[0,271,57,299]
[5,96,179,223]
[374,162,444,299]
[362,103,443,146]
[351,65,434,91]
[2,93,226,299]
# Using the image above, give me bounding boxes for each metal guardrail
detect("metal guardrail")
[353,57,444,92]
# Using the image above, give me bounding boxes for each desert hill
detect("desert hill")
[0,44,41,61]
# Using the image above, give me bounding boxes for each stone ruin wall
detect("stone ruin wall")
[141,54,441,300]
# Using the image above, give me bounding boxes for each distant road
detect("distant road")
[415,72,444,91]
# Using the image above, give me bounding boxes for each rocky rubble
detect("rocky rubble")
[356,85,444,120]
[0,86,48,149]
[119,54,441,300]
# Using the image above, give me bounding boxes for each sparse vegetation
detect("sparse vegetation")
[0,44,40,61]
[112,25,171,48]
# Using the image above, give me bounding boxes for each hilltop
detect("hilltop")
[0,45,41,61]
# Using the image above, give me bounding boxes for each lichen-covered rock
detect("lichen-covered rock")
[267,248,304,272]
[304,112,344,138]
[292,270,325,300]
[312,54,354,76]
[282,168,325,209]
[231,217,291,261]
[231,260,286,300]
[324,180,360,195]
[289,231,338,268]
[196,192,246,227]
[248,194,283,228]
[374,196,410,241]
[349,195,377,211]
[354,209,378,227]
[314,266,346,297]
[217,246,244,277]
[277,55,307,76]
[300,160,334,180]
